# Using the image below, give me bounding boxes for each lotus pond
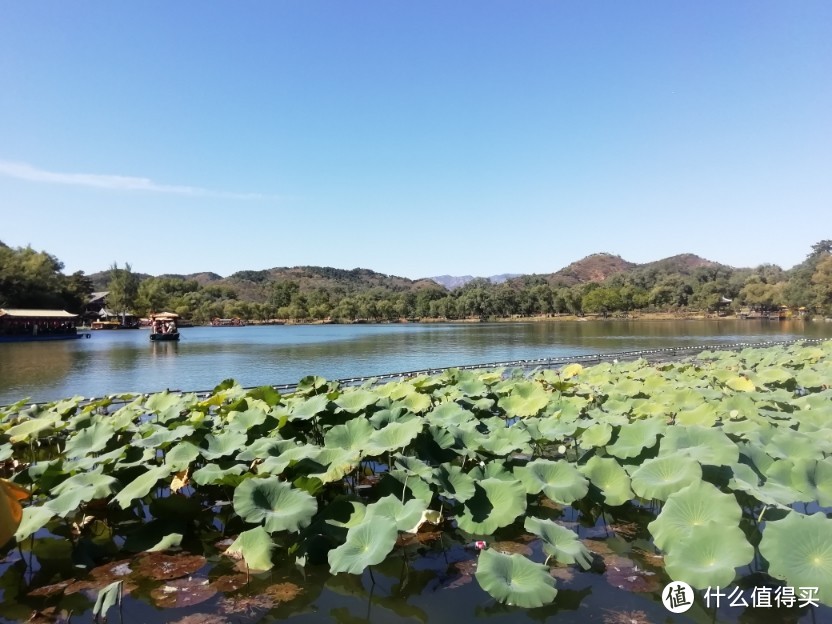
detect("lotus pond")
[1,341,832,623]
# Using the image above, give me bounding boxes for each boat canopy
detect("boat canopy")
[150,312,180,320]
[0,309,78,319]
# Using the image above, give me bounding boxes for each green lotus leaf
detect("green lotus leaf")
[368,404,411,427]
[675,402,719,427]
[797,369,827,390]
[664,522,754,589]
[5,413,61,443]
[380,469,434,504]
[233,477,317,533]
[456,478,527,535]
[427,402,475,428]
[431,464,476,503]
[475,548,557,608]
[192,463,246,486]
[524,516,592,569]
[226,526,275,571]
[630,455,701,501]
[202,431,249,460]
[789,458,832,507]
[365,495,427,532]
[306,447,361,484]
[579,456,634,506]
[236,438,296,461]
[728,463,795,508]
[15,506,56,541]
[161,441,201,471]
[257,444,318,477]
[659,425,738,467]
[324,418,374,453]
[561,363,583,379]
[134,424,195,448]
[606,418,664,460]
[328,517,398,574]
[147,533,184,552]
[630,399,668,420]
[765,429,826,461]
[47,486,112,517]
[649,481,743,552]
[515,459,589,505]
[726,376,756,392]
[113,465,171,509]
[497,381,550,418]
[226,407,270,432]
[458,378,489,397]
[400,391,432,414]
[288,394,330,420]
[478,425,532,456]
[393,454,433,479]
[535,416,579,441]
[64,420,115,459]
[51,469,118,500]
[579,423,612,449]
[754,367,794,386]
[611,378,644,398]
[760,511,832,605]
[335,390,379,414]
[364,418,423,456]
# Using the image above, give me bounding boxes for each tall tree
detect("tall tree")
[107,262,139,321]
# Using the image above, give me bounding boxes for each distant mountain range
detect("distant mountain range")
[428,274,522,290]
[89,252,724,297]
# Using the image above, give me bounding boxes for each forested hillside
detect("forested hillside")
[2,240,831,322]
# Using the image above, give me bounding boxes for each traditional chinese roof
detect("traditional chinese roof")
[0,309,78,319]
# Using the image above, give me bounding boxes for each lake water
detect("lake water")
[2,319,831,405]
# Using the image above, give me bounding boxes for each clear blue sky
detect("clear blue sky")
[1,2,830,279]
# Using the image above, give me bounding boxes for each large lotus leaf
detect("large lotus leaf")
[15,506,56,541]
[335,390,379,414]
[64,420,115,459]
[51,470,118,500]
[192,463,246,486]
[579,456,634,506]
[475,548,557,608]
[456,478,527,535]
[113,465,171,509]
[524,516,592,569]
[324,418,374,453]
[726,376,756,392]
[364,419,423,456]
[497,382,550,418]
[226,526,275,571]
[306,447,361,484]
[431,464,475,503]
[659,425,738,467]
[365,495,427,532]
[233,477,317,533]
[237,438,296,461]
[611,378,644,398]
[675,402,719,427]
[256,444,318,477]
[789,458,832,507]
[648,481,743,552]
[754,367,795,386]
[535,416,579,441]
[162,442,201,472]
[393,455,432,479]
[134,424,195,448]
[760,511,832,605]
[515,459,589,505]
[427,402,475,428]
[606,418,664,460]
[380,469,434,504]
[328,517,398,574]
[631,455,702,502]
[226,407,270,432]
[288,394,330,420]
[400,391,432,414]
[728,463,795,509]
[797,369,827,390]
[202,431,249,461]
[630,399,668,420]
[765,429,826,461]
[5,413,61,443]
[579,423,612,449]
[478,425,532,456]
[664,522,754,589]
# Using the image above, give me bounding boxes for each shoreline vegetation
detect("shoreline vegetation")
[3,240,832,326]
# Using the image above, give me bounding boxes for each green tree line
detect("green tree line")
[2,240,831,323]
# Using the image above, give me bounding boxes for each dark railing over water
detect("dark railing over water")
[8,337,826,411]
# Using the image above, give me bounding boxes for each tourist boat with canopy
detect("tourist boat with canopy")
[149,312,180,342]
[0,309,90,342]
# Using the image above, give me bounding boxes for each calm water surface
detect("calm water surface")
[1,320,830,404]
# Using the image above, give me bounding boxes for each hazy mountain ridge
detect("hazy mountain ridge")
[429,274,522,290]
